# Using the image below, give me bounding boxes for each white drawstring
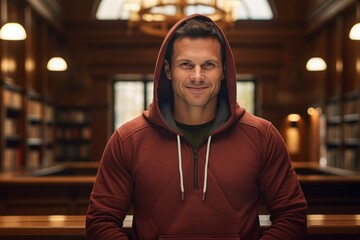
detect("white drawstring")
[177,135,185,200]
[203,135,212,201]
[176,134,212,201]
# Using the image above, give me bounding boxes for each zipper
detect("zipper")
[193,149,198,190]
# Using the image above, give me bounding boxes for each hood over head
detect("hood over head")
[144,14,244,134]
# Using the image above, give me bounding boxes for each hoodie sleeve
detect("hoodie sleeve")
[259,124,307,240]
[86,131,132,240]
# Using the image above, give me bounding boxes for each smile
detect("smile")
[186,86,208,93]
[186,86,208,90]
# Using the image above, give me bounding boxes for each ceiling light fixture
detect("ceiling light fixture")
[129,0,234,37]
[47,57,68,71]
[306,57,327,71]
[0,22,27,40]
[349,23,360,40]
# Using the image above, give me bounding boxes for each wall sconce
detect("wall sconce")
[47,57,68,71]
[288,114,300,125]
[0,22,27,40]
[349,23,360,40]
[306,57,327,71]
[286,114,301,154]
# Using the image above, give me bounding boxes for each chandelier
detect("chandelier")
[124,0,238,37]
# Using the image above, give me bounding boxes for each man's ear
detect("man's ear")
[164,60,172,80]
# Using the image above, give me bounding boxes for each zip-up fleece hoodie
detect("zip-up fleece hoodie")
[86,14,307,240]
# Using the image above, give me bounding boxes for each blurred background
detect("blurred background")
[0,0,360,239]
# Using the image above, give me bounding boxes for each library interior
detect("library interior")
[0,0,360,239]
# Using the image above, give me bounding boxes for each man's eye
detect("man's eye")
[202,62,216,69]
[180,62,193,68]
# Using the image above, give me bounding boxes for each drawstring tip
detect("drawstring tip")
[181,192,184,201]
[202,192,206,201]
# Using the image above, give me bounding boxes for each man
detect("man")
[86,14,307,240]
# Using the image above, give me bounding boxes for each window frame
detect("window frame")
[112,74,257,130]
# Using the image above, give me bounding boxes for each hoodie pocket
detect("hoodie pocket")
[159,235,240,240]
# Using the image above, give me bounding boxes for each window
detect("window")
[237,79,256,115]
[113,75,153,128]
[113,74,256,129]
[96,0,273,21]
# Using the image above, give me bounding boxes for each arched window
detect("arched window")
[96,0,274,21]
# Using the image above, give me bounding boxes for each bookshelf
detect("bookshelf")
[26,92,43,169]
[342,93,360,171]
[326,97,342,169]
[325,93,360,172]
[0,83,93,171]
[43,103,55,166]
[0,79,59,172]
[55,108,91,162]
[0,80,24,171]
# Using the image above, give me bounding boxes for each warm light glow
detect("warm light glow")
[286,127,300,154]
[306,57,327,71]
[47,57,68,71]
[48,215,66,222]
[349,23,360,40]
[287,114,300,122]
[336,59,343,72]
[0,22,27,40]
[48,215,67,227]
[307,107,322,116]
[25,58,35,72]
[1,58,17,72]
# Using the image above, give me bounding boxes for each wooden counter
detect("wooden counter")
[0,215,359,240]
[0,161,360,215]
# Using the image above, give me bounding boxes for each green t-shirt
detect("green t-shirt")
[176,120,214,151]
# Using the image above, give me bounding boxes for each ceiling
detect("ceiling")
[57,0,307,26]
[30,0,353,37]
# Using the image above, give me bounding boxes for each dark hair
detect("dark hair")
[165,17,226,66]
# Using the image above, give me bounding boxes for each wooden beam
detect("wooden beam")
[26,0,65,34]
[306,0,356,34]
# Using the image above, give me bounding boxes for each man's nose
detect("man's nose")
[191,65,204,81]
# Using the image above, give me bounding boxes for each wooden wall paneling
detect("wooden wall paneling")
[40,19,50,100]
[336,16,344,96]
[89,77,112,162]
[24,4,35,92]
[29,7,49,96]
[342,6,358,94]
[1,0,26,86]
[317,29,329,97]
[86,44,159,74]
[326,17,344,98]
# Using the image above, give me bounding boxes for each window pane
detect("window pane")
[114,81,144,127]
[146,81,154,108]
[237,81,255,114]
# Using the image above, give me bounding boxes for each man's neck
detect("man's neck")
[173,105,216,125]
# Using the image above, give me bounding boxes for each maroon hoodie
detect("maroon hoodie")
[86,14,307,240]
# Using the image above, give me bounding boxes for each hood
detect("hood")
[144,14,244,134]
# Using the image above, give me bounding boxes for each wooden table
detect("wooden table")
[0,214,359,239]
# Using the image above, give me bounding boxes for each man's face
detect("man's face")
[164,37,224,112]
